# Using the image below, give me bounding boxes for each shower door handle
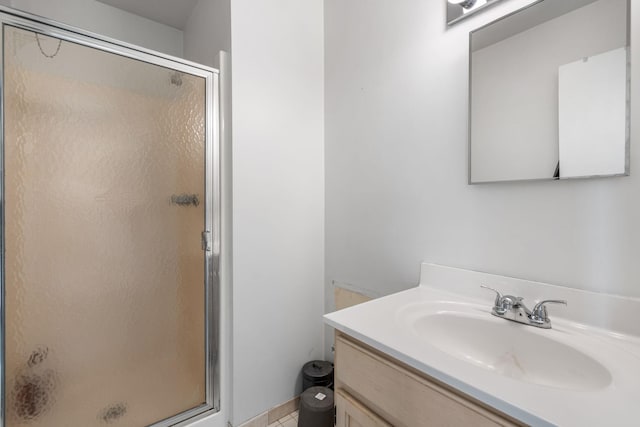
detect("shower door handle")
[171,193,200,206]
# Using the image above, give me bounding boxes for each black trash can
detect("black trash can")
[298,386,334,427]
[302,360,334,392]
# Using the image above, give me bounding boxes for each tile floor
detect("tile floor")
[268,410,298,427]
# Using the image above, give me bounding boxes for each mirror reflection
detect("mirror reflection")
[469,0,629,184]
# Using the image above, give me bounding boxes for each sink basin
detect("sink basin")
[400,303,612,391]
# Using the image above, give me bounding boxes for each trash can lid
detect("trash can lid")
[302,360,333,380]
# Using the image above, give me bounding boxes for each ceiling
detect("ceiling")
[96,0,199,30]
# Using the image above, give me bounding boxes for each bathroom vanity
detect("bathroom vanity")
[324,264,640,426]
[334,332,522,426]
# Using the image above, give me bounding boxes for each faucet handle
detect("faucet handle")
[480,285,502,301]
[530,300,567,324]
[480,285,507,314]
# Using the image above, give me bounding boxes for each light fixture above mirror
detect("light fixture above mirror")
[447,0,504,25]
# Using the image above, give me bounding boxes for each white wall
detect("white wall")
[230,0,325,424]
[184,0,230,68]
[324,0,640,324]
[5,0,183,57]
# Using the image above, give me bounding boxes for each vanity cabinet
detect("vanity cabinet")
[334,332,524,427]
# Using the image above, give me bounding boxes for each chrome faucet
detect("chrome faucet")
[480,285,566,329]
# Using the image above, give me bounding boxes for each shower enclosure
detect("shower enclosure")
[0,7,220,427]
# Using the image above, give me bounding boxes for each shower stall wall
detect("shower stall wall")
[0,7,220,427]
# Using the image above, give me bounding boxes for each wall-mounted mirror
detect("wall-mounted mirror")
[469,0,630,184]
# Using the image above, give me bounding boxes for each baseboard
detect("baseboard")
[236,396,299,427]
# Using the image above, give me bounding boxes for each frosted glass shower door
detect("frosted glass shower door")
[2,21,217,427]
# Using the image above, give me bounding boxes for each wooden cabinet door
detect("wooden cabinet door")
[336,389,392,427]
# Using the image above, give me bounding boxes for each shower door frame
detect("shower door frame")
[0,6,221,427]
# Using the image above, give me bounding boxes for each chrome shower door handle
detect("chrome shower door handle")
[171,193,200,207]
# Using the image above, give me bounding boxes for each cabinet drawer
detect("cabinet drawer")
[335,333,521,427]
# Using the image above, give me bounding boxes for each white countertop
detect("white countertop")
[324,264,640,427]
